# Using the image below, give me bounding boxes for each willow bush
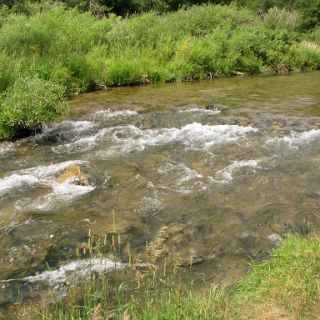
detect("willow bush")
[0,77,67,138]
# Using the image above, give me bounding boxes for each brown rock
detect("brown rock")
[57,165,89,186]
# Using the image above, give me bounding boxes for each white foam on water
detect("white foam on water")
[92,109,138,122]
[157,162,207,194]
[99,123,257,157]
[0,160,86,197]
[158,163,203,184]
[179,108,221,115]
[178,123,257,150]
[21,160,86,179]
[15,183,94,211]
[215,160,260,182]
[0,174,41,196]
[42,120,95,135]
[140,196,163,214]
[266,129,320,149]
[0,142,14,155]
[59,120,95,132]
[52,128,109,154]
[52,183,95,199]
[15,258,127,286]
[158,184,195,195]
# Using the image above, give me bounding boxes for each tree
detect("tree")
[297,0,320,30]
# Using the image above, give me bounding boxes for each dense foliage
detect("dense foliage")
[0,1,319,138]
[0,77,67,138]
[2,0,320,30]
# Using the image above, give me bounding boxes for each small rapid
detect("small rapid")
[0,72,320,306]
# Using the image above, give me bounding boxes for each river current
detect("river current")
[0,72,319,306]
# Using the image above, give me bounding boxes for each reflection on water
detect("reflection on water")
[0,71,320,305]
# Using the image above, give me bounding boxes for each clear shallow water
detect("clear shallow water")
[0,72,320,305]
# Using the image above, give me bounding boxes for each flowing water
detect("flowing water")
[0,72,320,306]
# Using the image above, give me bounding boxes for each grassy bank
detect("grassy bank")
[11,232,320,320]
[0,2,319,138]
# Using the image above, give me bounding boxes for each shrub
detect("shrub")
[170,32,232,79]
[103,49,169,85]
[0,4,112,94]
[309,27,320,43]
[290,41,320,71]
[297,0,320,31]
[0,2,319,139]
[262,7,299,32]
[0,76,68,138]
[0,52,19,92]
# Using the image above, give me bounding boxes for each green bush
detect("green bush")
[309,27,320,43]
[0,3,317,91]
[297,0,320,31]
[0,52,19,92]
[0,77,67,138]
[290,42,320,71]
[0,4,112,93]
[170,32,232,79]
[262,7,299,31]
[0,2,319,138]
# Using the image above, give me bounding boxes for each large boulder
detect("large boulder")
[57,165,89,186]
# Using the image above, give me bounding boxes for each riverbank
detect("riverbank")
[0,2,319,138]
[9,232,320,319]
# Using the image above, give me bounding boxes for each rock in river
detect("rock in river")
[57,165,90,186]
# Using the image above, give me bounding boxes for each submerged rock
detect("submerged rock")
[0,221,57,281]
[268,233,283,243]
[205,104,221,112]
[146,224,214,267]
[0,220,91,281]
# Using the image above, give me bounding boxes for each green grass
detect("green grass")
[9,232,320,320]
[0,2,319,138]
[234,233,320,319]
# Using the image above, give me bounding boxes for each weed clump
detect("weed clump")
[0,76,67,138]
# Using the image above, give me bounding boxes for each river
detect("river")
[0,71,319,307]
